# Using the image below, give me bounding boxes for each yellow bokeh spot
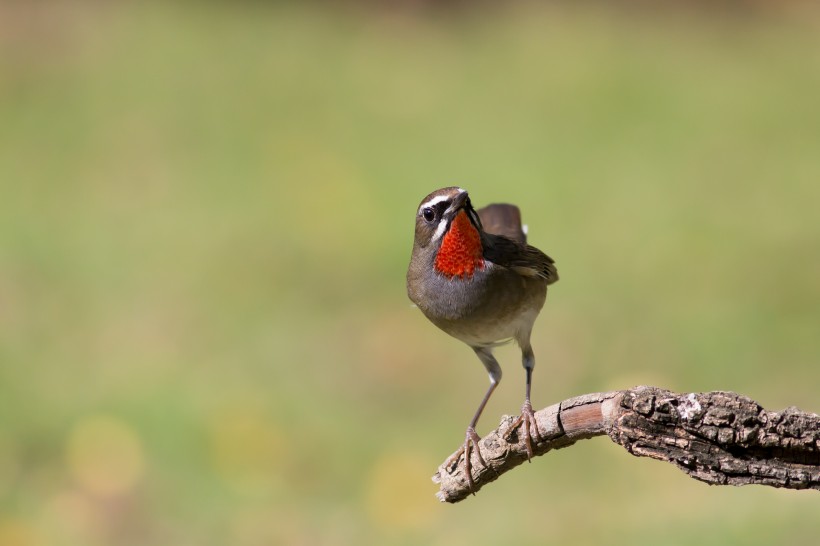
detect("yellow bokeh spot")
[0,518,41,546]
[66,415,145,498]
[208,406,285,494]
[364,451,439,531]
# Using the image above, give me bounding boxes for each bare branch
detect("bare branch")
[433,386,820,503]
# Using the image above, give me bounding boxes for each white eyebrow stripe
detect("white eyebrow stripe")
[418,188,467,215]
[418,194,452,214]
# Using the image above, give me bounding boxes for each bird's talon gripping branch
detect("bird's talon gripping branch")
[445,426,489,493]
[508,400,542,461]
[465,427,487,492]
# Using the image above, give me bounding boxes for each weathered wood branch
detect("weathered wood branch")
[433,386,820,503]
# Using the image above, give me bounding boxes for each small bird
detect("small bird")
[406,187,558,488]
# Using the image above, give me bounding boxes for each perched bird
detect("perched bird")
[406,187,558,488]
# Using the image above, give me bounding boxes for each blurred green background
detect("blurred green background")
[1,1,819,544]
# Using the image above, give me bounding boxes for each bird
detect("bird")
[406,186,558,489]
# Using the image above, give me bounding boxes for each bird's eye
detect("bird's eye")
[422,207,435,222]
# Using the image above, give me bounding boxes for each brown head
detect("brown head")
[411,187,485,279]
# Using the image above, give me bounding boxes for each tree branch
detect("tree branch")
[432,386,820,503]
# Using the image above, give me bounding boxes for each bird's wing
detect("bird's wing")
[477,204,527,244]
[482,233,559,285]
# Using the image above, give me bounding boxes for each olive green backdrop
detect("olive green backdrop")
[1,2,818,545]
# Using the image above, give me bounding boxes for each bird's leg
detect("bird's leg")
[509,345,542,460]
[445,347,501,492]
[445,381,496,492]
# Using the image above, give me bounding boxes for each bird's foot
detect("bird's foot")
[508,399,543,461]
[445,426,488,494]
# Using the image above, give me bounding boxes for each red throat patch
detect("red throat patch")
[434,210,485,279]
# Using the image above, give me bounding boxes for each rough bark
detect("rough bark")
[433,386,820,503]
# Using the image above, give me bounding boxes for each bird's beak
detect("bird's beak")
[446,190,470,217]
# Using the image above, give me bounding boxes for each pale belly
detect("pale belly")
[410,262,547,347]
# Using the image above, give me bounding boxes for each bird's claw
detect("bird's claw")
[445,426,489,494]
[507,400,542,461]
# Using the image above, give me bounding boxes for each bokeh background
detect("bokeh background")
[1,1,819,544]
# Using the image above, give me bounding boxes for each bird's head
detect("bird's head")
[412,187,485,279]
